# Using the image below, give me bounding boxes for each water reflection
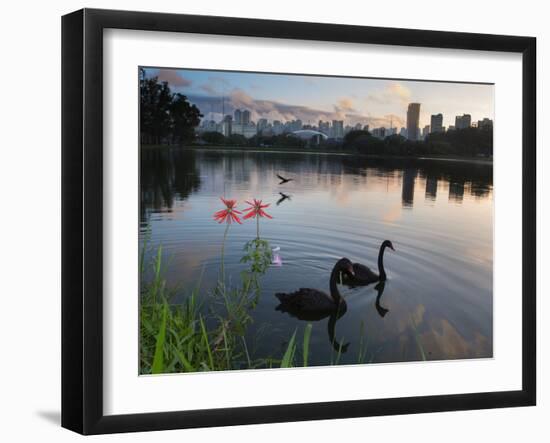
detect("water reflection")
[425,176,438,201]
[276,296,349,354]
[140,148,201,222]
[401,168,417,207]
[449,180,465,203]
[139,147,493,365]
[374,281,389,318]
[276,192,292,206]
[140,148,493,219]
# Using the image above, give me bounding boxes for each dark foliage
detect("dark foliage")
[343,127,492,157]
[140,72,202,145]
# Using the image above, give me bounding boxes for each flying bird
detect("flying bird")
[277,174,293,185]
[276,192,291,205]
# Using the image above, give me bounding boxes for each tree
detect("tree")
[226,134,248,146]
[200,131,226,145]
[140,76,202,145]
[169,93,202,143]
[343,130,383,154]
[343,129,371,147]
[425,127,492,157]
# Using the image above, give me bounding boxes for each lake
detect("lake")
[140,147,493,368]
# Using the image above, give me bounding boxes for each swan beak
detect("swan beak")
[346,265,355,276]
[390,245,395,251]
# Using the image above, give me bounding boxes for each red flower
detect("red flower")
[243,199,273,220]
[213,197,242,224]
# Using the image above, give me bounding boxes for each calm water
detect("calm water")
[140,147,493,367]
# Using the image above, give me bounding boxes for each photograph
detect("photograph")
[138,66,494,375]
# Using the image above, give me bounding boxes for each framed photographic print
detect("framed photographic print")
[61,8,536,435]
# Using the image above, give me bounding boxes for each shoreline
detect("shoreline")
[141,144,493,165]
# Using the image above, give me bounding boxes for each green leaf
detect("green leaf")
[152,303,168,374]
[281,330,297,368]
[199,315,214,370]
[303,324,312,367]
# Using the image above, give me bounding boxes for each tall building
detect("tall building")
[430,113,443,133]
[318,120,330,135]
[455,114,472,129]
[422,125,430,139]
[399,127,407,138]
[272,120,283,135]
[372,127,386,139]
[232,122,257,138]
[332,120,344,139]
[242,110,251,125]
[477,118,493,130]
[406,103,421,141]
[257,118,268,133]
[290,119,303,131]
[222,115,232,137]
[233,109,242,124]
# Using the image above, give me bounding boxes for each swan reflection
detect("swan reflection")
[275,258,353,353]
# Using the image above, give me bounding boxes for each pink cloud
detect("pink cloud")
[156,69,192,87]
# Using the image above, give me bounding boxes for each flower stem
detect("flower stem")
[220,222,230,287]
[256,216,260,240]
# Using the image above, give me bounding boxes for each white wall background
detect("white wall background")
[0,0,546,441]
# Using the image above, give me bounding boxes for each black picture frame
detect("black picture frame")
[62,8,536,435]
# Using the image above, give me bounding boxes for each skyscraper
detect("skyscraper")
[422,125,430,139]
[273,120,283,135]
[242,110,251,125]
[222,115,232,137]
[332,120,344,139]
[477,118,493,130]
[257,118,268,133]
[233,109,242,124]
[455,114,472,129]
[430,113,443,133]
[406,103,421,141]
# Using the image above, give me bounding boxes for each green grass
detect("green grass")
[139,242,316,374]
[140,240,421,374]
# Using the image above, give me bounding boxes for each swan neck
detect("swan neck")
[329,267,343,303]
[378,244,387,281]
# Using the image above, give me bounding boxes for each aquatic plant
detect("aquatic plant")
[213,197,242,286]
[240,198,273,297]
[213,197,243,225]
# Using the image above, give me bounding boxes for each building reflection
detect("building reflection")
[401,168,417,208]
[139,148,493,222]
[425,176,438,201]
[449,180,465,203]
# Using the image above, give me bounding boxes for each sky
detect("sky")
[142,67,494,130]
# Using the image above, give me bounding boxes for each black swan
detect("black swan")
[343,240,395,286]
[277,173,293,184]
[275,258,354,315]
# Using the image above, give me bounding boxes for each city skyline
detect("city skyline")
[142,67,494,130]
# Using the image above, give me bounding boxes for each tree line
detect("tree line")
[140,70,202,145]
[198,127,493,158]
[342,126,493,157]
